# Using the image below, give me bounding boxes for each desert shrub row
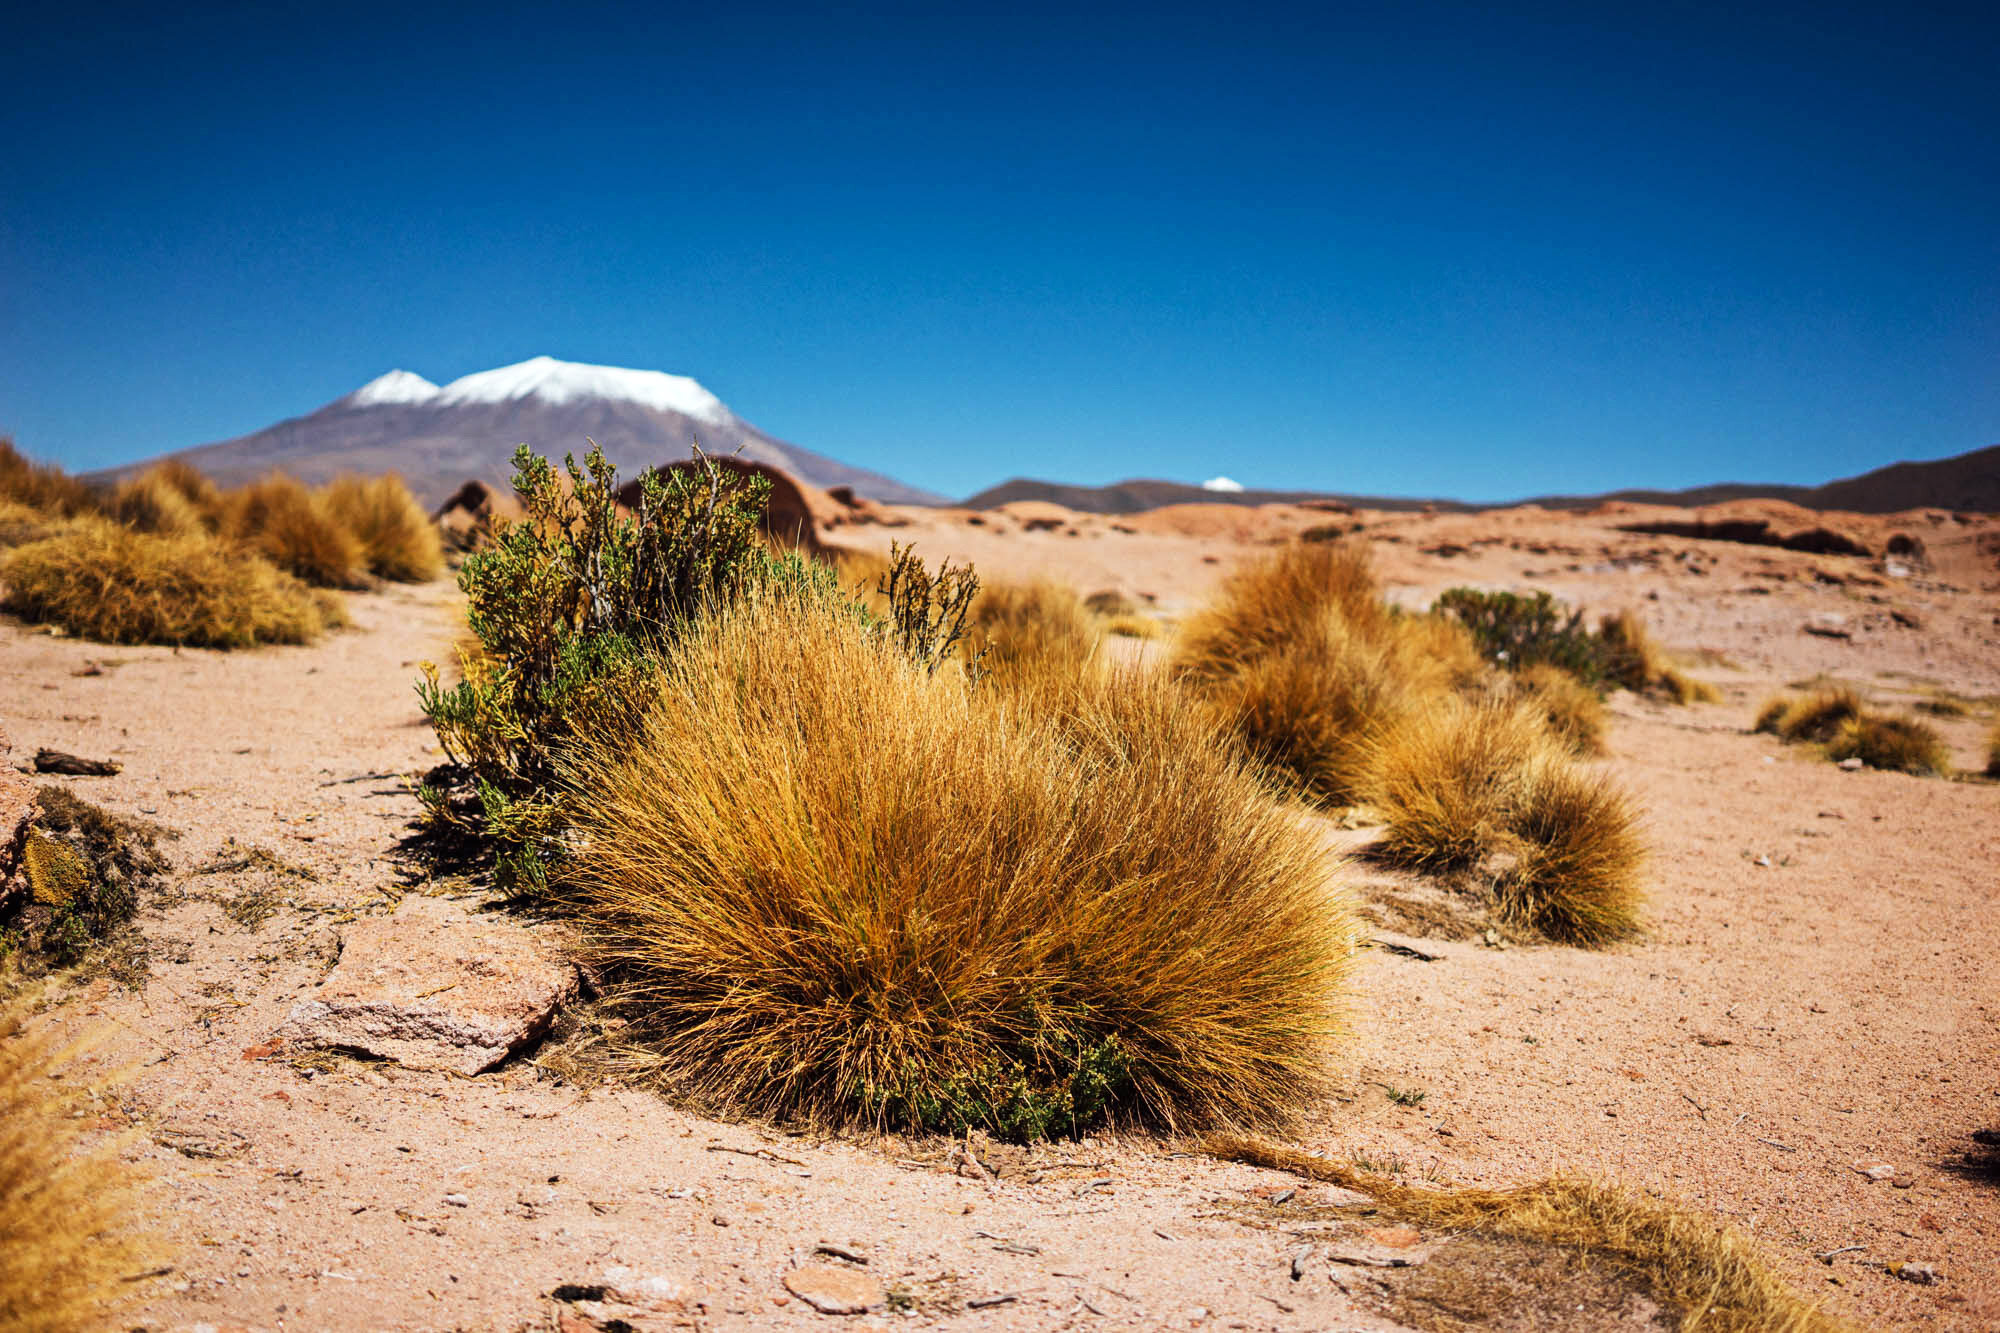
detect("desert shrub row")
[0,438,441,647]
[1435,586,1719,702]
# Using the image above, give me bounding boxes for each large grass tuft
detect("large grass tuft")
[1599,611,1720,703]
[106,471,210,537]
[562,591,1355,1138]
[322,473,444,582]
[1516,663,1606,755]
[0,996,154,1333]
[2,519,342,647]
[222,473,369,588]
[1204,1136,1843,1333]
[0,439,99,518]
[1825,713,1949,776]
[1491,757,1646,945]
[966,579,1100,691]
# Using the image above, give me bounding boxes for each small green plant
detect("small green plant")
[1384,1085,1427,1107]
[1434,589,1606,683]
[416,443,791,891]
[5,788,169,972]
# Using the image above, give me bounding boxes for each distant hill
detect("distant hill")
[965,442,2000,516]
[92,357,945,508]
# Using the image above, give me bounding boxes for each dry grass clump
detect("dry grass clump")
[1825,714,1949,776]
[1204,1135,1841,1333]
[1367,702,1642,945]
[106,471,209,537]
[0,499,63,549]
[1516,663,1606,754]
[1102,612,1162,639]
[0,997,153,1333]
[0,439,99,518]
[1988,720,2000,778]
[1757,688,1948,776]
[8,788,171,973]
[1173,542,1388,685]
[966,579,1100,691]
[563,592,1354,1138]
[221,473,369,588]
[1599,611,1720,704]
[1,519,341,647]
[322,473,444,582]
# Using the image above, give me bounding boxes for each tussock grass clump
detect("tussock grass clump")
[1368,703,1643,944]
[0,499,63,549]
[322,473,444,582]
[967,579,1099,691]
[1,519,340,647]
[564,593,1354,1138]
[0,439,99,518]
[1103,612,1161,639]
[1826,714,1949,776]
[0,996,153,1333]
[1204,1136,1842,1333]
[1599,611,1720,704]
[107,471,209,537]
[1516,663,1606,755]
[222,473,369,588]
[1174,542,1388,686]
[1757,688,1948,776]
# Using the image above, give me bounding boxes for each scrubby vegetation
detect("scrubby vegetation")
[418,445,809,891]
[222,473,369,588]
[1170,545,1645,944]
[0,444,443,647]
[563,593,1353,1136]
[1757,688,1949,776]
[1207,1135,1842,1333]
[323,473,444,582]
[0,996,154,1333]
[2,520,342,648]
[1435,588,1718,703]
[5,788,170,973]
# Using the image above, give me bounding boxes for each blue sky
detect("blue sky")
[2,1,1994,502]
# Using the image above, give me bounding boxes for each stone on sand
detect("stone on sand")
[784,1264,886,1314]
[279,895,577,1075]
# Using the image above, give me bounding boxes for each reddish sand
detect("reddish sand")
[3,499,1997,1331]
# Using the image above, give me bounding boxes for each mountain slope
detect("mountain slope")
[965,442,2000,516]
[97,357,943,507]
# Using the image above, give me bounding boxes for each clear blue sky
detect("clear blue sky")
[2,1,1994,502]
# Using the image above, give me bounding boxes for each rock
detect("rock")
[1838,757,1865,771]
[0,734,38,913]
[278,896,578,1076]
[1803,615,1852,640]
[601,1266,692,1312]
[784,1265,886,1315]
[1853,1161,1897,1181]
[442,1193,469,1207]
[1888,1261,1941,1284]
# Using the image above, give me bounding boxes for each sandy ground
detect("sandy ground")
[3,500,1998,1331]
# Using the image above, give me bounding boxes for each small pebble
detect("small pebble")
[443,1193,470,1207]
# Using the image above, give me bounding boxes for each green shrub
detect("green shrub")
[1434,588,1606,683]
[417,444,812,890]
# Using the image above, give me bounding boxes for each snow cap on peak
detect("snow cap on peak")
[434,356,732,423]
[345,369,440,407]
[1200,475,1246,493]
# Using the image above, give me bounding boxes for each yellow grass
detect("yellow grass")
[1173,541,1388,686]
[0,997,153,1333]
[322,473,444,582]
[561,591,1356,1136]
[1600,611,1720,704]
[1517,662,1607,754]
[1493,756,1646,944]
[966,579,1100,690]
[1204,1135,1843,1333]
[0,499,63,549]
[221,473,369,588]
[1103,612,1161,639]
[0,439,99,517]
[107,472,209,537]
[1825,713,1949,776]
[1,519,342,647]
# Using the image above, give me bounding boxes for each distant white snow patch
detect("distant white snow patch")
[434,356,733,424]
[345,369,440,407]
[1200,476,1246,493]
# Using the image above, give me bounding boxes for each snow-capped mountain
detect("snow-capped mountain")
[105,357,942,507]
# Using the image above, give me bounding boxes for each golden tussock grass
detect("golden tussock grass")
[1203,1135,1843,1333]
[1102,612,1161,639]
[1600,611,1721,704]
[1,518,343,647]
[321,473,445,582]
[0,439,100,518]
[0,499,64,549]
[1825,714,1949,776]
[0,996,154,1333]
[107,472,210,537]
[1516,662,1607,754]
[561,591,1356,1136]
[1172,541,1388,686]
[221,473,369,588]
[1755,688,1861,742]
[1367,701,1643,944]
[966,579,1100,691]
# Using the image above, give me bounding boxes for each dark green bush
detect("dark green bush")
[1434,589,1607,683]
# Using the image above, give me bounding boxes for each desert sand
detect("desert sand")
[3,496,1997,1331]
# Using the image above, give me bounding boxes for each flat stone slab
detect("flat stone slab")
[783,1264,886,1315]
[280,895,578,1075]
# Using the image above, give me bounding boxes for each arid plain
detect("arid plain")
[4,489,1998,1332]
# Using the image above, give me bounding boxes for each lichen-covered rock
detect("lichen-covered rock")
[280,895,578,1075]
